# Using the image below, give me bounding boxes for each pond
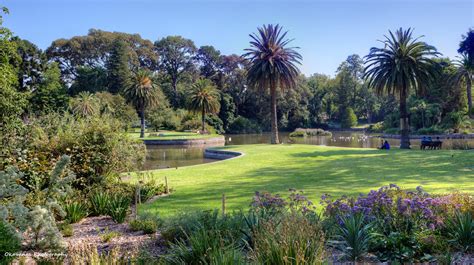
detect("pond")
[142,131,474,170]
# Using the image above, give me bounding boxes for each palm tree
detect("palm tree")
[188,79,220,133]
[70,92,99,117]
[364,28,439,149]
[243,24,302,144]
[452,54,473,115]
[123,70,160,138]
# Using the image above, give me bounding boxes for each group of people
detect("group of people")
[420,136,443,150]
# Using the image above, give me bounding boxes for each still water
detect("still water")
[142,131,473,170]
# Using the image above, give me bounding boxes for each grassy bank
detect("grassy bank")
[132,144,474,216]
[128,130,221,140]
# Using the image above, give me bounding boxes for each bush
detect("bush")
[59,222,73,237]
[107,195,130,223]
[129,219,157,234]
[0,221,21,264]
[446,211,473,252]
[5,113,146,190]
[89,192,111,216]
[329,214,371,261]
[368,122,384,133]
[416,126,444,135]
[64,201,89,223]
[289,128,332,137]
[250,213,325,264]
[227,116,262,134]
[100,230,121,243]
[341,107,358,129]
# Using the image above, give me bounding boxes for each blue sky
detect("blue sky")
[3,0,473,76]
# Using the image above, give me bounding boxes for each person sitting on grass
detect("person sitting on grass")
[379,140,390,150]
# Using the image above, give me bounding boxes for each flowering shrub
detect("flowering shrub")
[321,184,474,262]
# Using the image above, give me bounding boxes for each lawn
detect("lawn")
[132,144,474,217]
[128,130,221,140]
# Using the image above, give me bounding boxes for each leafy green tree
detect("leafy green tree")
[69,66,108,96]
[30,62,68,113]
[243,24,302,144]
[341,107,357,128]
[188,79,221,133]
[12,37,46,92]
[106,39,131,94]
[46,29,157,83]
[155,36,197,106]
[123,70,161,138]
[364,28,439,149]
[196,45,221,80]
[70,91,99,117]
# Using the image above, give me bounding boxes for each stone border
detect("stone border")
[143,136,225,145]
[204,148,243,160]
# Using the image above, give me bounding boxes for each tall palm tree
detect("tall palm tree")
[188,79,220,133]
[364,28,439,149]
[70,92,99,117]
[123,70,160,138]
[452,54,473,114]
[243,24,302,144]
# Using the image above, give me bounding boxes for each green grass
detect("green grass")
[128,130,221,140]
[132,144,474,217]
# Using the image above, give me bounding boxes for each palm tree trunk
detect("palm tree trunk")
[270,87,279,144]
[399,87,410,149]
[201,107,206,133]
[467,76,472,116]
[140,106,145,138]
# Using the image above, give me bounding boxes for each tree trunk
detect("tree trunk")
[140,106,145,138]
[201,107,206,133]
[172,77,178,107]
[270,87,279,144]
[399,87,410,149]
[467,76,472,116]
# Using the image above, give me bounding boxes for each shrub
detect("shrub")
[59,222,73,237]
[107,195,130,223]
[250,213,325,264]
[329,214,371,261]
[446,211,473,252]
[0,220,21,264]
[100,230,121,243]
[89,192,111,216]
[64,201,89,223]
[341,107,358,128]
[368,121,385,133]
[129,219,157,234]
[289,128,332,137]
[416,126,444,135]
[6,113,146,190]
[227,116,262,134]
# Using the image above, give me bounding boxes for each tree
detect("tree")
[243,24,302,144]
[123,70,161,138]
[364,28,439,149]
[12,37,46,92]
[458,29,474,63]
[452,54,473,114]
[69,66,108,96]
[196,45,221,80]
[188,79,221,133]
[154,36,196,106]
[46,29,157,83]
[30,62,68,114]
[70,92,99,117]
[106,39,131,94]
